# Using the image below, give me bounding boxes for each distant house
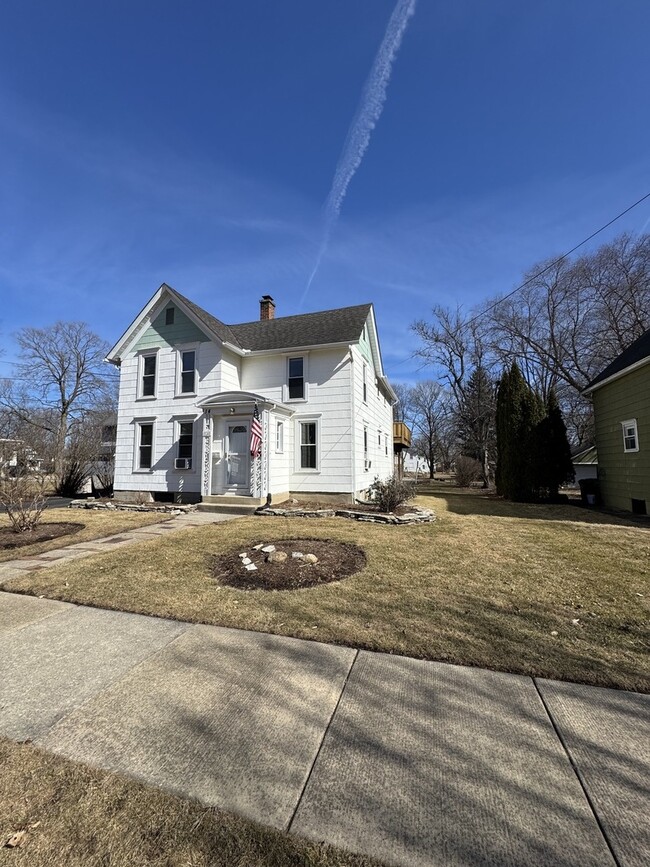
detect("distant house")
[571,445,598,486]
[583,329,650,514]
[0,439,42,478]
[106,284,396,506]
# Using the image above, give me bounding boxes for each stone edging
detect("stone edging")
[255,505,435,525]
[68,500,197,515]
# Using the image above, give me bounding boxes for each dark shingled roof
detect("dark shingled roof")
[585,328,650,391]
[229,304,372,351]
[170,286,372,351]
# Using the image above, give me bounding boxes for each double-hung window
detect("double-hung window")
[137,422,154,469]
[364,425,369,470]
[299,421,317,469]
[363,365,367,403]
[141,354,157,397]
[179,350,196,394]
[622,419,639,453]
[288,357,304,399]
[276,421,284,453]
[177,421,193,467]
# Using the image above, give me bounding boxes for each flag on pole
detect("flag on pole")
[250,403,263,457]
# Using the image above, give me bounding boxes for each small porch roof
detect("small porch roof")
[196,391,294,415]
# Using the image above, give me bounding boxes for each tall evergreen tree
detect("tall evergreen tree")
[457,365,496,488]
[496,362,545,501]
[534,389,574,498]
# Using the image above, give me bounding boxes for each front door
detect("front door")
[226,423,249,489]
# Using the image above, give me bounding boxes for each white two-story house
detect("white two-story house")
[107,284,396,507]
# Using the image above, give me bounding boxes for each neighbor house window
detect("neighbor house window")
[363,365,367,403]
[137,422,154,469]
[165,307,175,325]
[179,350,196,394]
[385,433,388,456]
[299,421,317,469]
[622,419,639,453]
[288,357,305,399]
[364,425,369,470]
[141,354,157,397]
[276,421,284,453]
[177,421,193,466]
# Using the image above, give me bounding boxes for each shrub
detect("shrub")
[55,460,87,497]
[454,455,482,487]
[368,476,415,512]
[0,473,46,533]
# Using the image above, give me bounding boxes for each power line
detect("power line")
[463,189,650,328]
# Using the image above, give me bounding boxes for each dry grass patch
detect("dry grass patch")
[3,484,649,691]
[0,738,378,867]
[0,508,171,562]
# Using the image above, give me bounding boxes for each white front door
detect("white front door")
[226,423,249,489]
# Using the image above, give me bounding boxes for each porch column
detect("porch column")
[250,409,269,500]
[201,410,212,497]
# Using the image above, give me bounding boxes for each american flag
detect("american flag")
[250,403,263,457]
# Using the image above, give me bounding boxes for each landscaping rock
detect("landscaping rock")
[241,557,252,566]
[292,552,304,559]
[252,543,265,550]
[267,551,288,563]
[244,563,257,572]
[302,553,318,564]
[261,545,276,554]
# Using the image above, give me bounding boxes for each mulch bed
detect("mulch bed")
[0,522,84,551]
[212,537,367,591]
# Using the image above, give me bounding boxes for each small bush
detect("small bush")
[0,474,46,533]
[56,460,87,497]
[454,455,482,487]
[368,476,415,512]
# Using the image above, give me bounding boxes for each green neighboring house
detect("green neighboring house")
[583,329,650,514]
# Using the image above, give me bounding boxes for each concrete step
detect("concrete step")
[202,494,265,506]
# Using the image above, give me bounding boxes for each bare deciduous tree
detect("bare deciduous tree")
[0,322,114,481]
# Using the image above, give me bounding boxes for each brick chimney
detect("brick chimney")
[260,294,276,320]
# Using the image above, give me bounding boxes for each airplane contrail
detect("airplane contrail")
[301,0,418,304]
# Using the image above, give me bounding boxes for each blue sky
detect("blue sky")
[2,0,650,384]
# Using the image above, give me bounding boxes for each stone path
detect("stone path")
[0,511,233,583]
[1,592,648,867]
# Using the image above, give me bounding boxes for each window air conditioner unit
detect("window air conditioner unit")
[174,458,192,470]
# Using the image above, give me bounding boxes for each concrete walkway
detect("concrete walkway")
[0,593,647,867]
[0,510,233,583]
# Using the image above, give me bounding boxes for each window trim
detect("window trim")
[133,419,156,472]
[295,415,321,473]
[174,417,196,472]
[275,420,284,454]
[137,351,158,400]
[175,344,199,397]
[622,418,639,453]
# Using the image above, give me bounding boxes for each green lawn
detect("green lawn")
[3,483,648,692]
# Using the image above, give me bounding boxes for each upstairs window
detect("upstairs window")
[288,357,305,399]
[165,307,175,325]
[180,350,196,394]
[141,354,156,397]
[622,419,639,453]
[363,365,367,403]
[138,422,154,469]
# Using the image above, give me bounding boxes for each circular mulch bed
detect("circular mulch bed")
[0,522,84,551]
[212,537,366,591]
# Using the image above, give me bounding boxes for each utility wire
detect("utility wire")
[463,189,650,328]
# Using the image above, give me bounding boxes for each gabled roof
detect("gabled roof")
[107,283,375,362]
[228,304,372,351]
[584,328,650,394]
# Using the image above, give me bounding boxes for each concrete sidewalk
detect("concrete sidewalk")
[0,592,647,867]
[0,510,233,583]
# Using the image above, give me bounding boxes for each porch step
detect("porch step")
[198,494,266,516]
